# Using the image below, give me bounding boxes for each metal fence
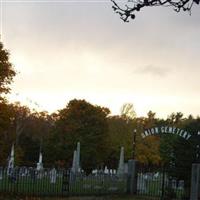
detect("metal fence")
[0,167,127,197]
[136,164,190,200]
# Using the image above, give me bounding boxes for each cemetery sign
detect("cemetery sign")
[142,126,191,140]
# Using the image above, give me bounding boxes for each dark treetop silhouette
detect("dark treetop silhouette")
[111,0,199,22]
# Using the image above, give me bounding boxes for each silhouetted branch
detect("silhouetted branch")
[111,0,199,22]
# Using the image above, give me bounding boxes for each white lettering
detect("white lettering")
[176,128,180,134]
[179,130,184,137]
[186,134,191,140]
[147,129,151,135]
[142,127,192,141]
[144,131,149,137]
[183,131,188,139]
[151,128,155,135]
[161,127,165,133]
[168,127,173,134]
[155,127,159,134]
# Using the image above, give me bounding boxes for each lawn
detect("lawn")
[0,195,159,200]
[0,173,127,196]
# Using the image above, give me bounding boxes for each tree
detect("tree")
[48,99,110,171]
[0,42,16,165]
[167,112,184,125]
[11,103,31,146]
[106,115,135,168]
[16,111,54,166]
[135,112,161,165]
[0,100,15,165]
[0,42,16,97]
[111,0,199,22]
[120,103,136,120]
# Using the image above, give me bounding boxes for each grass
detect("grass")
[0,174,127,196]
[0,195,160,200]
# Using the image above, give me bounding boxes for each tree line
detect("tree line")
[0,41,200,174]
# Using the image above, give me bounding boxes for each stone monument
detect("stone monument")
[71,150,77,173]
[117,146,125,176]
[71,142,81,173]
[76,142,80,172]
[36,152,43,171]
[7,144,14,175]
[49,168,57,184]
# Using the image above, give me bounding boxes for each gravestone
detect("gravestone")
[137,174,147,193]
[71,150,77,173]
[172,179,177,189]
[92,169,98,175]
[19,167,26,177]
[153,172,159,179]
[104,166,109,174]
[7,144,14,176]
[76,142,80,171]
[117,146,125,176]
[178,180,184,189]
[36,152,43,179]
[29,167,35,179]
[24,167,28,176]
[49,168,57,184]
[71,142,81,173]
[36,152,43,171]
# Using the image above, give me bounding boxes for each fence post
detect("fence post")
[127,159,138,194]
[190,163,200,200]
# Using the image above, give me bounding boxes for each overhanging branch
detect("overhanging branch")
[111,0,199,22]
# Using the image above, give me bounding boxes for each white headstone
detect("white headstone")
[154,172,159,179]
[71,150,77,173]
[178,180,184,189]
[50,168,57,184]
[92,169,98,174]
[7,144,14,175]
[104,166,109,174]
[71,142,81,173]
[76,142,80,171]
[36,152,43,171]
[117,146,125,175]
[137,174,147,193]
[172,179,177,189]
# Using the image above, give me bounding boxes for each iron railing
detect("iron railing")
[0,167,127,197]
[136,164,190,200]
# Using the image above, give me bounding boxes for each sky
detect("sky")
[1,0,200,118]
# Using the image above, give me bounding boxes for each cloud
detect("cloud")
[4,1,200,117]
[135,65,170,77]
